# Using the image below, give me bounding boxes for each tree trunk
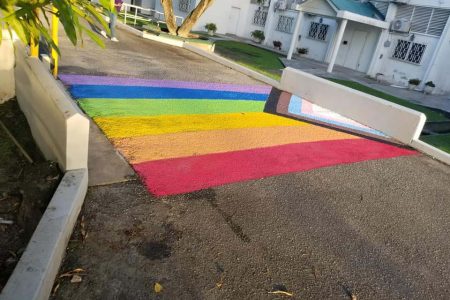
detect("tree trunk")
[160,0,177,35]
[177,0,215,37]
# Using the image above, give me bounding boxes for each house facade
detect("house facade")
[129,0,450,95]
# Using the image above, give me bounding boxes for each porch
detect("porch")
[284,0,389,74]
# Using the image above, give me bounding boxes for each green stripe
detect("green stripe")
[78,99,265,117]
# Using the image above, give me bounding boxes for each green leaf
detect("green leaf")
[81,24,104,48]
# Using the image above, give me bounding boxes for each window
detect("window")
[396,5,450,36]
[179,0,193,12]
[276,16,294,33]
[392,39,427,64]
[253,9,268,27]
[308,22,329,41]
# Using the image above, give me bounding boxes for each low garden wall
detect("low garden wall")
[280,68,427,145]
[14,42,89,171]
[0,39,90,300]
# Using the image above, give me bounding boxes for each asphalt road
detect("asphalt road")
[54,28,450,300]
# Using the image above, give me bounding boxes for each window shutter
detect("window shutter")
[411,6,433,34]
[428,8,450,36]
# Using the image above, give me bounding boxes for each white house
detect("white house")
[127,0,450,95]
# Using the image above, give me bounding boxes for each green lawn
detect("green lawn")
[421,134,450,153]
[327,78,449,122]
[214,40,284,81]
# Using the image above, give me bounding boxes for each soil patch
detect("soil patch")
[0,99,61,291]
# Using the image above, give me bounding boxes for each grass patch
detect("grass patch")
[421,134,450,153]
[327,78,449,122]
[214,41,284,81]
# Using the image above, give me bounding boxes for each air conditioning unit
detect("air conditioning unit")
[391,19,411,32]
[275,0,287,10]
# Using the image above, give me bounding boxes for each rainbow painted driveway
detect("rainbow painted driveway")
[61,74,417,196]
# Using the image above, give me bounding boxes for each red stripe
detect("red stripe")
[133,139,417,196]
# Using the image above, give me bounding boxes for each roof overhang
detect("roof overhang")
[337,10,390,29]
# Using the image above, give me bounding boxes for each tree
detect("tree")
[0,0,111,53]
[161,0,214,38]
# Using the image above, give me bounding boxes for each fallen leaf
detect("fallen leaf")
[154,282,163,293]
[52,282,60,296]
[268,290,294,297]
[59,268,86,278]
[71,274,82,283]
[216,274,224,289]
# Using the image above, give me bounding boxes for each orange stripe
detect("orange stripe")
[112,125,359,163]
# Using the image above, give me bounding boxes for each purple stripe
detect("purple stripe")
[59,74,272,94]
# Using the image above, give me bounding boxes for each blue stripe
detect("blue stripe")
[69,85,269,101]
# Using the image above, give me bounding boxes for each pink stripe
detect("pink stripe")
[133,139,417,196]
[59,74,272,94]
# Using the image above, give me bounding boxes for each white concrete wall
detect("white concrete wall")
[0,30,15,102]
[262,9,298,51]
[14,42,89,172]
[280,68,426,144]
[371,32,440,86]
[240,4,271,40]
[297,15,337,61]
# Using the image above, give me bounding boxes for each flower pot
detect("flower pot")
[424,85,435,94]
[208,30,214,36]
[252,37,263,44]
[408,84,417,91]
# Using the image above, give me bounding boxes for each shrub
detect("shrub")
[297,47,309,55]
[273,40,282,50]
[425,81,436,87]
[408,78,421,85]
[251,30,265,41]
[205,23,217,33]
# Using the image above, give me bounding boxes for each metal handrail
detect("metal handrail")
[121,3,184,27]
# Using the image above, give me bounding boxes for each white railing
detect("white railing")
[121,3,184,27]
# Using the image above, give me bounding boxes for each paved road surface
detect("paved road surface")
[53,28,450,299]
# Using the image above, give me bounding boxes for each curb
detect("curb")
[411,139,450,165]
[0,169,88,300]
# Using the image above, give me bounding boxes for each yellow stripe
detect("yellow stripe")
[112,125,360,163]
[95,112,307,138]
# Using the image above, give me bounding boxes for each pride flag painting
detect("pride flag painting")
[60,74,417,196]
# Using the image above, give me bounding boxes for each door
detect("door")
[344,30,368,72]
[228,7,241,35]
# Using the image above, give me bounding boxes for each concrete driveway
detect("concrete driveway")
[53,28,450,300]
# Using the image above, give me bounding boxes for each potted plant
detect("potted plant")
[251,30,265,43]
[273,40,282,50]
[297,47,309,55]
[205,23,217,36]
[424,81,436,94]
[408,78,421,90]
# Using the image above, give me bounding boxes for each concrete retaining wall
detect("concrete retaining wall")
[1,169,88,300]
[280,68,426,145]
[14,42,89,171]
[0,30,15,102]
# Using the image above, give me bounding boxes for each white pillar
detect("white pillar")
[287,11,304,60]
[327,18,347,73]
[263,0,277,45]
